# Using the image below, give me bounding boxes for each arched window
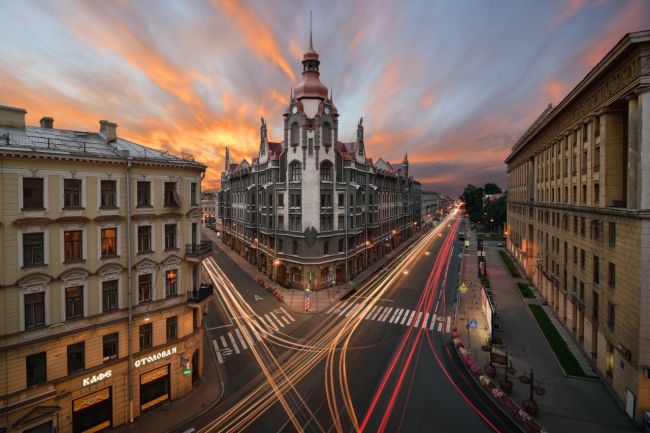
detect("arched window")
[290,161,301,182]
[320,161,332,181]
[322,122,331,146]
[291,123,299,146]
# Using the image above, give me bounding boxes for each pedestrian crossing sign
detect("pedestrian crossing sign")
[459,282,469,293]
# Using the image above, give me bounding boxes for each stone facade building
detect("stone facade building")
[505,30,650,424]
[218,34,421,290]
[0,106,213,433]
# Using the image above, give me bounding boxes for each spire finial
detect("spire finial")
[309,11,313,50]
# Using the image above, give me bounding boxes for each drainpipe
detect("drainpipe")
[125,155,134,423]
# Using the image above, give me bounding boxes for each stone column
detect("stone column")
[627,95,640,208]
[638,89,650,209]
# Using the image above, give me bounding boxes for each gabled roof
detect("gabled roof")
[268,141,284,159]
[336,141,356,159]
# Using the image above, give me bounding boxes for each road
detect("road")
[175,209,520,433]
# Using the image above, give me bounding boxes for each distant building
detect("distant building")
[0,106,213,433]
[218,32,421,290]
[201,191,217,225]
[505,30,650,425]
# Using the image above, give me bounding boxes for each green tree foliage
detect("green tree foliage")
[483,182,502,194]
[461,184,484,223]
[461,183,507,228]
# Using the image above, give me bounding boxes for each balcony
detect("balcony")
[185,240,213,261]
[187,283,215,307]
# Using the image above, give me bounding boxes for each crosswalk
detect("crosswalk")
[326,300,452,333]
[212,307,295,364]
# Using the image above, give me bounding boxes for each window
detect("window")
[278,193,284,207]
[320,193,331,208]
[165,269,177,297]
[573,246,577,264]
[166,316,178,341]
[278,239,284,252]
[608,262,615,288]
[24,292,45,329]
[292,240,298,255]
[289,215,301,231]
[580,218,585,237]
[582,123,588,142]
[101,228,117,257]
[592,291,599,322]
[338,239,344,253]
[321,162,332,181]
[595,116,600,136]
[102,333,118,362]
[607,303,615,330]
[65,286,84,320]
[290,193,301,208]
[324,240,329,255]
[23,233,44,266]
[308,138,314,155]
[291,122,299,146]
[138,274,152,303]
[290,162,301,182]
[164,182,180,207]
[593,256,600,284]
[102,280,118,312]
[64,230,83,262]
[137,181,151,207]
[338,193,344,207]
[582,184,587,203]
[139,323,153,350]
[608,222,616,246]
[592,220,601,241]
[23,177,44,209]
[67,342,85,373]
[594,146,600,172]
[322,122,332,146]
[320,215,333,231]
[63,179,82,208]
[164,224,177,250]
[277,215,284,230]
[191,182,198,205]
[26,352,46,387]
[580,249,585,269]
[137,226,152,253]
[338,214,344,229]
[594,183,600,204]
[573,216,578,235]
[100,180,117,208]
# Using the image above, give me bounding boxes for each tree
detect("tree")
[483,182,502,195]
[462,184,484,223]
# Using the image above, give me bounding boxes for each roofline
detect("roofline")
[505,29,650,164]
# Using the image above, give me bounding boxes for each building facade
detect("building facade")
[421,190,450,226]
[0,106,213,433]
[218,34,421,290]
[505,31,650,424]
[200,192,217,225]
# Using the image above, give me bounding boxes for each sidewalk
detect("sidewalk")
[456,223,633,433]
[202,224,434,313]
[112,332,223,433]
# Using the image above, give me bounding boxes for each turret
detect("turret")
[402,153,409,177]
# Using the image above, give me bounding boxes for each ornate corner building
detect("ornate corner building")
[0,107,213,433]
[218,33,422,290]
[505,30,650,425]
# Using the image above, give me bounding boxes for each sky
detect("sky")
[0,0,648,196]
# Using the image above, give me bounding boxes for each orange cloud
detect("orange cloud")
[544,79,569,104]
[214,0,296,82]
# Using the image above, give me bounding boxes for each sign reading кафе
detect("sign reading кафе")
[134,346,177,368]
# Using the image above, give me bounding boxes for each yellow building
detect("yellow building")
[0,106,213,433]
[505,30,650,425]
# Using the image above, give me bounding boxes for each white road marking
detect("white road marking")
[182,428,196,433]
[429,314,438,330]
[364,305,379,319]
[446,316,452,333]
[242,325,258,344]
[414,312,423,327]
[435,299,440,313]
[279,307,295,321]
[405,311,416,326]
[235,328,248,350]
[400,310,411,325]
[379,307,394,322]
[220,336,228,347]
[437,322,443,332]
[326,302,342,314]
[228,332,240,354]
[269,312,285,328]
[421,313,430,329]
[213,340,223,364]
[389,308,401,323]
[371,306,385,320]
[280,315,291,325]
[340,301,357,316]
[263,314,280,331]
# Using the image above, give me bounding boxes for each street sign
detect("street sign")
[254,294,263,301]
[458,282,469,293]
[182,367,192,376]
[469,319,478,329]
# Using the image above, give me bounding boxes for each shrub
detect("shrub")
[499,250,521,278]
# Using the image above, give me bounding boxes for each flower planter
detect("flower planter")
[484,364,497,378]
[522,399,539,416]
[499,379,513,395]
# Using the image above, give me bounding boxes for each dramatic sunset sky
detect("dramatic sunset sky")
[1,1,648,195]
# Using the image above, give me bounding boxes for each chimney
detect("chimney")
[99,120,118,143]
[0,105,26,128]
[40,117,54,129]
